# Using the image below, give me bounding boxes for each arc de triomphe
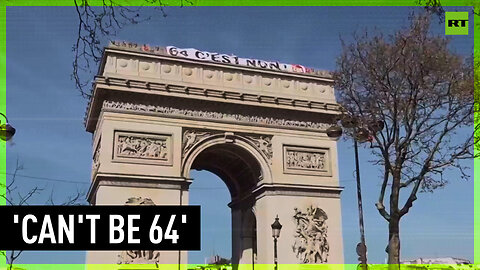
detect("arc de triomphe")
[85,42,344,267]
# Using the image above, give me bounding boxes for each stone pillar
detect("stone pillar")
[253,193,276,265]
[254,189,344,266]
[231,204,256,269]
[231,208,242,266]
[86,112,189,266]
[86,176,191,265]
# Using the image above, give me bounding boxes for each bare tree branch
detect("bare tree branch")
[71,0,195,98]
[2,157,87,267]
[375,169,391,221]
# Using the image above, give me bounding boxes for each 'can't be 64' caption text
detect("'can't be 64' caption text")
[0,206,201,250]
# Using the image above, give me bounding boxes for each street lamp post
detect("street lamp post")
[0,112,15,141]
[327,115,383,269]
[353,127,368,269]
[271,215,282,270]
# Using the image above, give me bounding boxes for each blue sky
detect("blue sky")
[5,6,474,265]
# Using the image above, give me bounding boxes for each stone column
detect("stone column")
[231,208,242,266]
[86,112,188,266]
[254,188,344,266]
[231,204,257,269]
[86,176,191,265]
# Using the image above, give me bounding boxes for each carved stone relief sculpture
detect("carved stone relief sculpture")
[113,131,172,165]
[92,142,100,173]
[118,197,161,265]
[283,146,331,176]
[125,197,155,205]
[182,130,212,156]
[117,135,167,159]
[182,129,273,165]
[286,150,325,170]
[292,206,329,263]
[102,100,330,131]
[246,135,273,164]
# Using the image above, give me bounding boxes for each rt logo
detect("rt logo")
[445,12,469,35]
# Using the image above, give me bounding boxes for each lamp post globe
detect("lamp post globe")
[355,128,370,142]
[271,215,282,270]
[0,113,15,141]
[368,119,384,133]
[271,215,282,238]
[326,125,343,139]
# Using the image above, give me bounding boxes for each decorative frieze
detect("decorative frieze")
[113,131,172,166]
[287,150,325,170]
[292,206,329,263]
[103,100,330,131]
[283,146,331,176]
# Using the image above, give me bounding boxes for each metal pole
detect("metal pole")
[273,237,278,270]
[353,128,368,267]
[0,112,8,123]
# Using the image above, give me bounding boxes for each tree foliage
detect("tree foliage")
[334,13,473,265]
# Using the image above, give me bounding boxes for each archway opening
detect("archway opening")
[186,142,263,266]
[188,170,232,264]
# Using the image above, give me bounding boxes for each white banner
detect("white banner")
[166,46,312,74]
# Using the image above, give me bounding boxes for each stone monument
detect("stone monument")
[85,42,344,267]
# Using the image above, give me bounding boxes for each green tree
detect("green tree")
[333,13,473,266]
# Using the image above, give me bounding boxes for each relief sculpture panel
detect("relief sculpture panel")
[283,146,331,176]
[113,131,172,166]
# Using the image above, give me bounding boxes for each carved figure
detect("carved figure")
[183,131,199,153]
[182,130,211,155]
[286,150,326,170]
[92,143,100,171]
[102,100,330,130]
[292,206,329,263]
[248,135,273,163]
[118,197,160,265]
[118,250,160,265]
[125,197,155,205]
[256,136,272,157]
[116,135,168,160]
